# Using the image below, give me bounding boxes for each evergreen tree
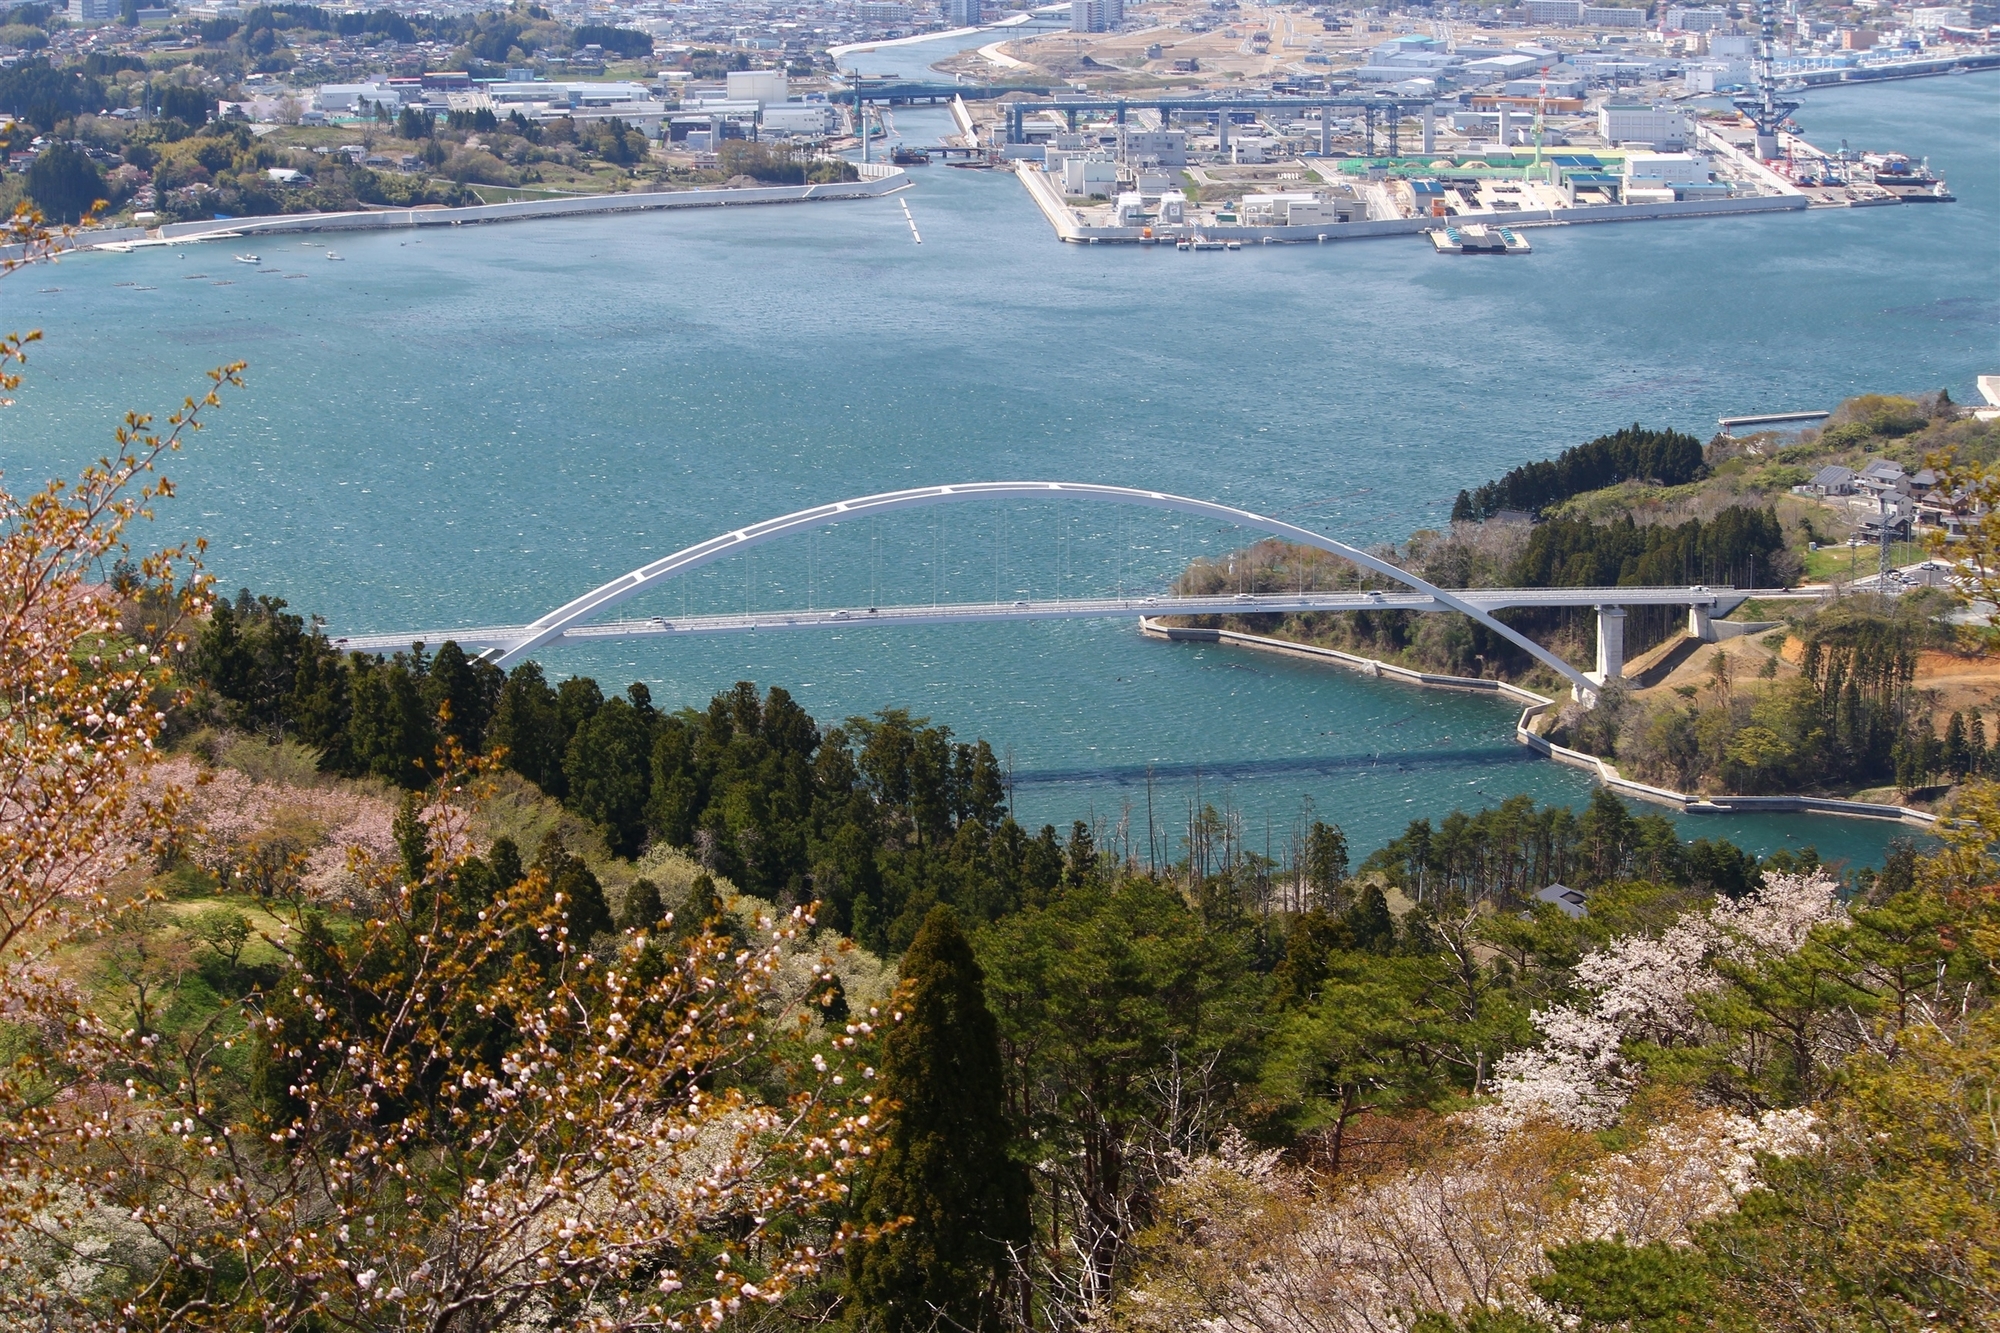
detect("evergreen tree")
[562,688,656,857]
[531,834,612,952]
[848,907,1028,1333]
[346,656,435,787]
[423,640,501,756]
[26,141,104,224]
[617,877,663,931]
[1347,883,1396,954]
[490,661,568,794]
[1304,820,1350,910]
[1944,711,1969,781]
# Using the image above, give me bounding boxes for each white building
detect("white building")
[725,70,788,105]
[1062,156,1117,197]
[1240,192,1346,225]
[1120,129,1187,166]
[313,82,406,114]
[67,0,119,21]
[1664,5,1729,30]
[1113,191,1146,225]
[1623,151,1708,184]
[1684,60,1750,92]
[760,103,835,135]
[1156,189,1187,224]
[1582,7,1646,28]
[1524,0,1583,23]
[1070,0,1117,32]
[1462,52,1542,81]
[1599,103,1692,149]
[1908,7,1971,27]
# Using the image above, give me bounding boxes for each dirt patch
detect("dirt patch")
[1912,648,2000,713]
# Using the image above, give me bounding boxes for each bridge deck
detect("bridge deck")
[330,585,1781,657]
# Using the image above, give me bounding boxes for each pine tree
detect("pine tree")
[848,907,1028,1333]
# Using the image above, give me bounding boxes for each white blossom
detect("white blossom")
[1493,871,1846,1127]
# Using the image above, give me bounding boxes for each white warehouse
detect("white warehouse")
[1599,103,1693,149]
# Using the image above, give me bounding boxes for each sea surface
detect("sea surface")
[4,66,1995,870]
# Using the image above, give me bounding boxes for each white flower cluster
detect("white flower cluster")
[1566,1105,1822,1243]
[1491,872,1845,1128]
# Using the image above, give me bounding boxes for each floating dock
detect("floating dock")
[1429,224,1530,254]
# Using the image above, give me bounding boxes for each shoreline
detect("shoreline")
[12,168,910,260]
[1140,618,1939,830]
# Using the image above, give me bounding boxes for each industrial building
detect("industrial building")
[1599,103,1694,149]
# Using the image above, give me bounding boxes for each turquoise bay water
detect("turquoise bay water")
[4,72,1995,869]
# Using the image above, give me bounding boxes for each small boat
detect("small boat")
[234,253,259,263]
[890,146,931,165]
[326,251,344,261]
[95,241,134,253]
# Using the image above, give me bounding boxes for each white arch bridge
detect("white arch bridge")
[333,482,1779,698]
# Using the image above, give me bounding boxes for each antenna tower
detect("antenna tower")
[1732,0,1799,160]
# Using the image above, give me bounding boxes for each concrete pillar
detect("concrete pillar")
[1593,605,1627,684]
[1688,602,1714,641]
[1496,106,1510,147]
[1066,108,1079,131]
[1217,109,1229,150]
[1320,107,1331,156]
[1116,101,1127,124]
[1422,103,1434,155]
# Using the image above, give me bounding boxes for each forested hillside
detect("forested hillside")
[2,399,1993,1332]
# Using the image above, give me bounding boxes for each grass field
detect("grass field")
[1802,538,1931,584]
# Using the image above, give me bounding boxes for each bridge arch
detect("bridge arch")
[489,481,1595,694]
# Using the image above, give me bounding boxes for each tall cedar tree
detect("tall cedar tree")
[848,907,1028,1333]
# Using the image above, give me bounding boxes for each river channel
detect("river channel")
[4,58,1994,869]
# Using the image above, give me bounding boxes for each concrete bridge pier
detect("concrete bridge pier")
[1422,103,1434,155]
[1217,110,1230,150]
[1591,604,1626,686]
[1689,603,1714,641]
[1320,111,1332,156]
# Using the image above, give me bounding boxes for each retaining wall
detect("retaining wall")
[1142,618,1938,828]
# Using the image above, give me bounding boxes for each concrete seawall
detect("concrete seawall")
[1140,618,1939,829]
[17,169,909,258]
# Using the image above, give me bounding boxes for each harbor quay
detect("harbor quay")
[996,106,1933,247]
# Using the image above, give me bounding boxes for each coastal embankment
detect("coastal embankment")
[1140,618,1940,829]
[29,166,909,257]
